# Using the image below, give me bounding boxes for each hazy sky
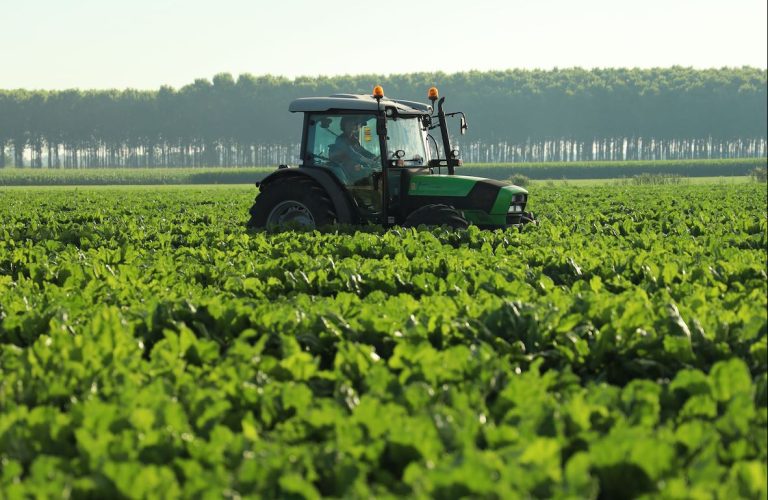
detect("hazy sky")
[1,0,766,89]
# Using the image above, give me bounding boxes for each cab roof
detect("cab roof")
[289,94,432,115]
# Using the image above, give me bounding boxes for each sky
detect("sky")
[0,0,766,90]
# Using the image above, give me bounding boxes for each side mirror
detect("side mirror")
[450,149,461,159]
[393,149,406,159]
[460,116,468,135]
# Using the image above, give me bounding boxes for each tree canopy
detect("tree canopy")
[1,67,765,167]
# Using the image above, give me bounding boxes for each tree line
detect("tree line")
[0,67,765,167]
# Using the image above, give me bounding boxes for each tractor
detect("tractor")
[247,86,534,229]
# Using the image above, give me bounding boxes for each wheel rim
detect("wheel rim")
[266,200,316,228]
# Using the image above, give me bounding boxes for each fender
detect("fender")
[257,167,357,223]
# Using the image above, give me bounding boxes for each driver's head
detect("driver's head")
[340,116,363,138]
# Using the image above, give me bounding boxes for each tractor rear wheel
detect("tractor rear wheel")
[247,177,336,229]
[403,204,469,229]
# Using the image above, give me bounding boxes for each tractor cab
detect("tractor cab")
[294,92,432,223]
[247,86,534,229]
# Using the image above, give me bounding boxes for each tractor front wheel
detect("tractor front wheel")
[247,177,336,229]
[403,204,469,229]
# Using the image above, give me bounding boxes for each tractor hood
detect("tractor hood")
[289,94,431,115]
[406,175,528,215]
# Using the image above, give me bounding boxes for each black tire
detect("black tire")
[247,177,336,229]
[403,204,469,229]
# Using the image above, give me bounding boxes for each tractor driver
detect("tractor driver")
[331,116,380,184]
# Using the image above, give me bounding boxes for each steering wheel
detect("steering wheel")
[363,155,381,170]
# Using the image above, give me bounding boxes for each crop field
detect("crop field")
[0,183,766,498]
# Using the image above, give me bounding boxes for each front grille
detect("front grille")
[507,213,524,224]
[506,194,527,224]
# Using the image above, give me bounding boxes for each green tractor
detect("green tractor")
[247,85,534,229]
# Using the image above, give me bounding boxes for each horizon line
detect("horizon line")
[2,65,766,92]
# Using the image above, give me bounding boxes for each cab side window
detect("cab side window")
[305,115,342,167]
[305,113,380,185]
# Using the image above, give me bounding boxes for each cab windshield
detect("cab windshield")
[387,116,427,166]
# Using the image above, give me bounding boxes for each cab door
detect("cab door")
[304,113,384,222]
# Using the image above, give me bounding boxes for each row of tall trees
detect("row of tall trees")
[459,137,765,163]
[0,67,765,167]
